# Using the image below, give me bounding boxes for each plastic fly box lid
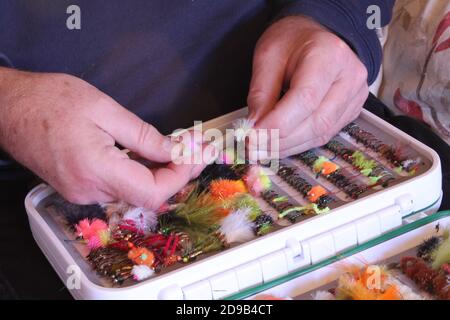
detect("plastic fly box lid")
[25,108,442,300]
[242,211,450,300]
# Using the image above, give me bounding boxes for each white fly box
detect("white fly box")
[25,108,442,299]
[239,211,450,300]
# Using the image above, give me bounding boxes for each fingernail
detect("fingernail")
[162,138,177,153]
[248,111,257,122]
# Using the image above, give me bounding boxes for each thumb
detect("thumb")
[93,99,175,163]
[101,147,208,209]
[247,44,286,122]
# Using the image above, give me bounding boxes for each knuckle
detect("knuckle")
[142,194,159,210]
[317,134,332,147]
[294,87,319,111]
[57,164,99,204]
[303,34,341,59]
[312,113,334,138]
[279,128,289,139]
[137,121,158,149]
[247,87,266,107]
[269,116,287,138]
[190,164,205,180]
[354,64,369,84]
[271,115,284,130]
[190,169,201,180]
[334,39,351,57]
[62,189,91,205]
[255,41,279,61]
[302,43,325,61]
[320,33,351,58]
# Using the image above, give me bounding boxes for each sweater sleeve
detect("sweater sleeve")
[274,0,395,84]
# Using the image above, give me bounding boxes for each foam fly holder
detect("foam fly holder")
[25,108,442,299]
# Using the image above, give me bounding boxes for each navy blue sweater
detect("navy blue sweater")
[0,0,394,134]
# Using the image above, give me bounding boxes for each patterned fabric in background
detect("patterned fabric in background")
[380,0,450,144]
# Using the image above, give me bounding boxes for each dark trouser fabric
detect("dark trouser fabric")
[0,94,447,299]
[0,179,72,300]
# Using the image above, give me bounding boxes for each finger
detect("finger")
[326,83,367,133]
[278,85,368,157]
[246,127,278,162]
[254,51,342,137]
[60,185,116,205]
[249,80,348,153]
[247,45,286,122]
[92,99,175,163]
[276,73,363,150]
[89,190,116,204]
[169,129,205,163]
[98,148,207,209]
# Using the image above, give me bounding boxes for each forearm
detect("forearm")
[0,49,19,163]
[0,66,13,152]
[0,67,42,166]
[0,66,23,154]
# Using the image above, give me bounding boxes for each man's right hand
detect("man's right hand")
[0,67,206,209]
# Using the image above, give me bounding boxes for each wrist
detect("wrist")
[0,67,27,153]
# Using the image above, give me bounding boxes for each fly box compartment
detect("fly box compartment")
[242,212,450,300]
[25,108,442,299]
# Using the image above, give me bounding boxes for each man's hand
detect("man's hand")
[248,16,369,158]
[0,68,206,209]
